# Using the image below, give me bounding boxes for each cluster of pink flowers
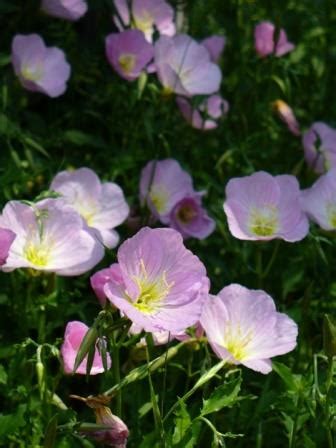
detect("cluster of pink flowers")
[85,227,298,374]
[0,167,129,276]
[105,0,228,130]
[140,159,215,239]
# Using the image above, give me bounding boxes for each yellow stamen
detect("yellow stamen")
[224,325,254,361]
[119,54,136,74]
[130,259,174,314]
[249,206,278,237]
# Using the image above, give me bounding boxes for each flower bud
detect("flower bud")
[323,314,336,358]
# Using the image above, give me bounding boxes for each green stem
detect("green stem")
[103,338,199,397]
[145,340,166,446]
[163,359,227,423]
[110,325,122,416]
[262,240,281,279]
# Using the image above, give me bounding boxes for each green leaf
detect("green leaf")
[44,414,58,448]
[201,372,242,416]
[73,326,98,374]
[0,404,26,437]
[272,362,299,391]
[0,364,7,385]
[64,130,106,149]
[172,400,192,445]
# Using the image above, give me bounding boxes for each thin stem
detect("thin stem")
[262,240,281,279]
[110,320,122,416]
[163,359,227,423]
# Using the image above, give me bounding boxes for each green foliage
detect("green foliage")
[1,0,336,447]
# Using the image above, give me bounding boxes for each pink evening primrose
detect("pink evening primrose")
[11,34,71,98]
[41,0,88,21]
[50,167,129,249]
[61,321,111,375]
[0,229,16,266]
[113,0,175,43]
[105,29,154,81]
[103,227,210,334]
[200,284,298,374]
[140,159,215,239]
[154,34,222,96]
[254,21,295,58]
[140,159,193,223]
[301,169,336,231]
[0,199,104,276]
[169,194,215,240]
[302,122,336,174]
[223,171,309,242]
[201,35,226,63]
[176,94,229,131]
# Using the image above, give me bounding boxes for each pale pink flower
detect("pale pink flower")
[140,159,193,223]
[50,167,129,249]
[302,122,336,174]
[11,34,71,97]
[104,227,209,333]
[176,94,229,130]
[61,321,111,375]
[41,0,88,21]
[0,229,16,266]
[200,284,298,374]
[105,29,154,81]
[301,169,336,230]
[273,100,300,136]
[0,199,104,276]
[169,194,215,239]
[224,171,309,241]
[154,34,222,96]
[201,35,226,62]
[113,0,175,42]
[254,21,295,58]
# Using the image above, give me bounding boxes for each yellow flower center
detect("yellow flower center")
[134,11,154,33]
[131,259,174,314]
[119,54,137,74]
[327,204,336,228]
[224,325,254,361]
[24,241,52,267]
[72,200,98,227]
[249,206,278,237]
[21,63,43,82]
[149,187,168,214]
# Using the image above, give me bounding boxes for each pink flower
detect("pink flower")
[169,195,215,239]
[200,284,298,374]
[0,199,104,275]
[113,0,175,42]
[11,34,71,97]
[140,159,193,222]
[201,35,226,62]
[223,171,309,242]
[91,264,125,306]
[105,29,154,81]
[301,169,336,230]
[41,0,88,21]
[104,227,209,334]
[176,94,229,130]
[154,34,222,96]
[140,159,214,239]
[0,229,16,266]
[273,100,300,136]
[254,21,295,58]
[50,167,129,249]
[302,122,336,174]
[61,321,111,375]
